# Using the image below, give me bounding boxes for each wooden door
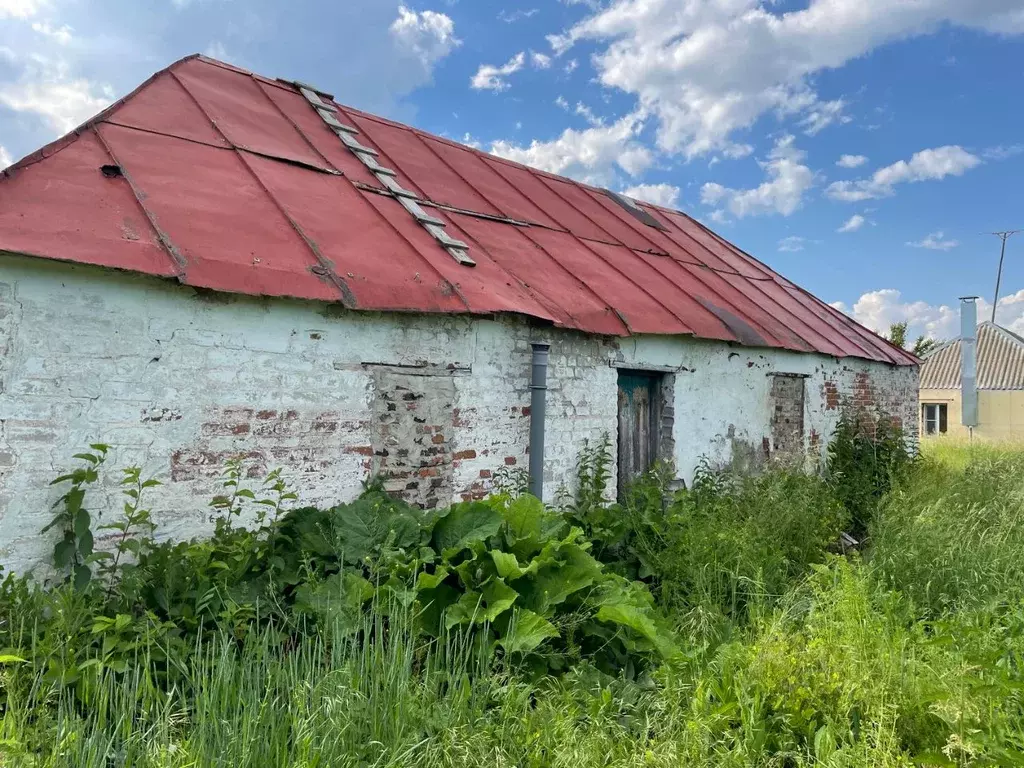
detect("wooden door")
[617,371,657,493]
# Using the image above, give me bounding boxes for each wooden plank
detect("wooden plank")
[618,371,655,493]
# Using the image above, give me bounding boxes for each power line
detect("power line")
[987,230,1022,324]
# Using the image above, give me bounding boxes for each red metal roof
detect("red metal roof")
[0,55,916,366]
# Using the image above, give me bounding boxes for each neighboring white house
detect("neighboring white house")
[0,55,919,572]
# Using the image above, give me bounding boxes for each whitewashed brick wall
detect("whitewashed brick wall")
[0,255,918,573]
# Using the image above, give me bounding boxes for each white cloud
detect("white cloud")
[498,8,539,23]
[30,20,71,44]
[471,52,526,91]
[838,214,866,233]
[0,56,114,135]
[907,231,959,251]
[555,95,570,110]
[531,51,552,69]
[983,144,1024,161]
[622,182,680,208]
[461,132,482,149]
[0,145,11,168]
[826,145,981,202]
[0,0,43,19]
[778,235,806,252]
[700,135,814,219]
[834,289,1024,339]
[723,143,754,159]
[547,0,1024,158]
[801,98,850,136]
[574,101,602,126]
[490,112,652,186]
[390,5,461,72]
[565,58,578,74]
[837,154,868,169]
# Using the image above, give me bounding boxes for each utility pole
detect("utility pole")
[988,230,1022,323]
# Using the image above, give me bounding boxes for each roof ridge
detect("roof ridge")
[982,321,1024,348]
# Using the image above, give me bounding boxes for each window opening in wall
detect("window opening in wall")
[922,403,948,435]
[616,370,671,498]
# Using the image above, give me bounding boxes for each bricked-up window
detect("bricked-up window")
[370,368,456,510]
[923,403,948,435]
[769,373,806,459]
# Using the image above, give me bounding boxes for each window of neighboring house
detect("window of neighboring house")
[922,403,948,435]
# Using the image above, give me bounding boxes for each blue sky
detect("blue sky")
[2,0,1024,341]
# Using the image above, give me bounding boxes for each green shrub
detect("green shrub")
[826,413,913,537]
[3,449,676,692]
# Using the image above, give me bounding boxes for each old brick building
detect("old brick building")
[0,56,918,572]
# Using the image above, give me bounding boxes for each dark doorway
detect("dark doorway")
[617,370,661,495]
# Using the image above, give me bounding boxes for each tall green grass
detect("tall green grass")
[3,441,1024,766]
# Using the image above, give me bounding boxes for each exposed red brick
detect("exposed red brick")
[504,456,517,466]
[453,449,477,460]
[479,469,492,479]
[823,381,841,410]
[344,445,373,456]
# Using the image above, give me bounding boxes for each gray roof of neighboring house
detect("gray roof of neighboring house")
[920,322,1024,390]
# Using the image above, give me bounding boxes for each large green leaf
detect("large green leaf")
[520,533,603,612]
[431,502,502,557]
[416,566,450,590]
[594,581,678,659]
[491,550,538,580]
[445,590,483,628]
[502,495,565,557]
[504,495,545,541]
[480,578,518,621]
[294,572,374,625]
[417,583,460,636]
[444,578,518,628]
[498,608,559,655]
[330,494,426,565]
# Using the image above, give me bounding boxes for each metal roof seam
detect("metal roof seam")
[353,181,537,228]
[684,211,779,281]
[699,221,909,364]
[578,186,675,256]
[793,287,897,364]
[653,218,825,354]
[531,174,626,248]
[259,87,477,310]
[91,126,188,277]
[781,286,882,363]
[795,283,916,365]
[234,152,358,307]
[169,68,357,306]
[665,259,781,346]
[644,221,788,346]
[303,99,475,266]
[405,131,675,333]
[403,131,659,335]
[249,76,345,175]
[101,119,231,153]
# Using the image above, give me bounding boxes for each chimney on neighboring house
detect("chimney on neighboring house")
[960,296,979,431]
